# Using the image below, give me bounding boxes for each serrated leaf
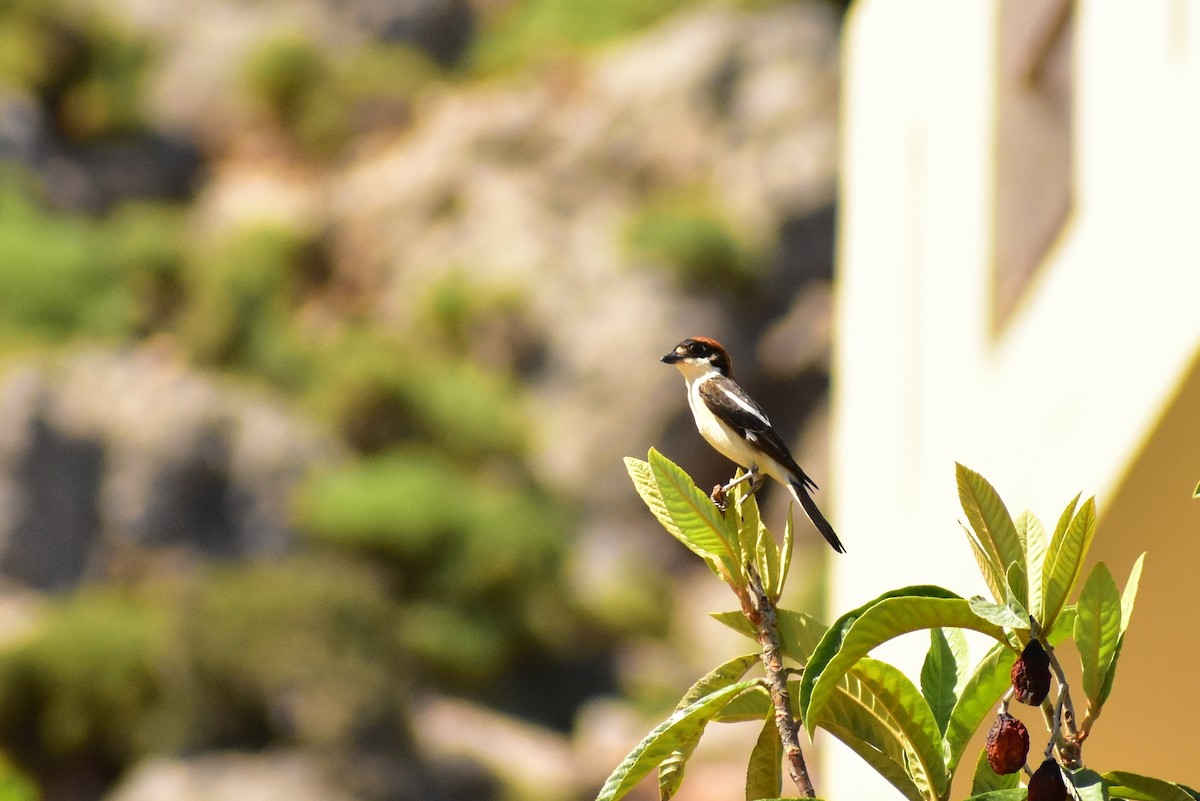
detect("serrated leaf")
[1067,767,1110,801]
[626,456,724,580]
[661,658,757,801]
[745,714,782,801]
[647,449,743,583]
[658,733,702,801]
[799,586,1008,737]
[1075,561,1122,714]
[1052,492,1082,542]
[596,680,759,801]
[1018,510,1048,626]
[676,654,761,711]
[815,676,928,801]
[1095,554,1146,710]
[1042,496,1097,635]
[961,521,1009,608]
[957,465,1025,605]
[920,628,959,735]
[1103,770,1200,801]
[970,745,1019,795]
[848,658,949,798]
[945,642,1018,774]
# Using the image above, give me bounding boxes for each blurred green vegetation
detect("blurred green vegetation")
[625,195,762,292]
[0,0,149,139]
[0,556,411,775]
[0,0,789,792]
[241,33,442,157]
[0,175,129,342]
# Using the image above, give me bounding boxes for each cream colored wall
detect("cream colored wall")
[830,0,1200,797]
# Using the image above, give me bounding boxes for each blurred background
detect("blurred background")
[2,1,1200,800]
[0,0,847,799]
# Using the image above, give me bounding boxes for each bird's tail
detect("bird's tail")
[787,478,845,554]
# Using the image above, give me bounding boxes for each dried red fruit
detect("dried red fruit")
[1028,757,1068,801]
[985,713,1029,775]
[1011,638,1052,705]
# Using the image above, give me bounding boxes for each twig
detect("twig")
[745,564,815,797]
[1044,643,1083,769]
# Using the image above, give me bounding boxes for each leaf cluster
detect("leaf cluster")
[601,453,1193,801]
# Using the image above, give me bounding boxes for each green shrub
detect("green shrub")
[625,197,761,292]
[242,35,441,156]
[0,592,168,767]
[308,330,528,457]
[175,225,313,386]
[175,555,411,749]
[0,176,130,341]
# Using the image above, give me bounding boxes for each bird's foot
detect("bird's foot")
[710,484,728,512]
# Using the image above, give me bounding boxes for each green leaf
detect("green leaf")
[1075,561,1122,714]
[753,506,780,602]
[945,642,1018,774]
[968,596,1028,630]
[1097,554,1146,710]
[730,470,758,568]
[848,658,949,798]
[745,714,782,801]
[778,505,795,598]
[1120,553,1146,633]
[1194,480,1200,498]
[712,608,828,665]
[962,522,1009,613]
[816,677,928,801]
[1046,604,1077,645]
[658,734,702,801]
[627,450,743,584]
[714,685,771,722]
[626,456,724,580]
[970,745,1019,795]
[1018,510,1048,626]
[1042,496,1097,635]
[1068,767,1110,801]
[920,628,959,735]
[1103,770,1200,801]
[596,680,759,801]
[800,586,1008,735]
[957,465,1025,606]
[959,791,1027,801]
[661,658,758,801]
[675,654,760,710]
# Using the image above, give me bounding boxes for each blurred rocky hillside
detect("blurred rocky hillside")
[0,0,843,799]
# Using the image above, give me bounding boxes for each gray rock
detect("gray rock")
[0,349,334,590]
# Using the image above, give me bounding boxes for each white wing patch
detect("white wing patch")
[716,384,770,427]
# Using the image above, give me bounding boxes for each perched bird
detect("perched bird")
[661,336,844,553]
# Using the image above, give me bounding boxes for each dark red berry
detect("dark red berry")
[985,713,1029,775]
[1011,638,1052,705]
[1028,758,1068,801]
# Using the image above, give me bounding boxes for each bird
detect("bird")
[661,336,844,553]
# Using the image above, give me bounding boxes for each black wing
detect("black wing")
[698,377,816,491]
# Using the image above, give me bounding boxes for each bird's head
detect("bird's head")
[661,337,733,378]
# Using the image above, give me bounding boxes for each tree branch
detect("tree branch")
[745,564,815,797]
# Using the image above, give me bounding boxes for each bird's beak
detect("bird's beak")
[661,352,681,364]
